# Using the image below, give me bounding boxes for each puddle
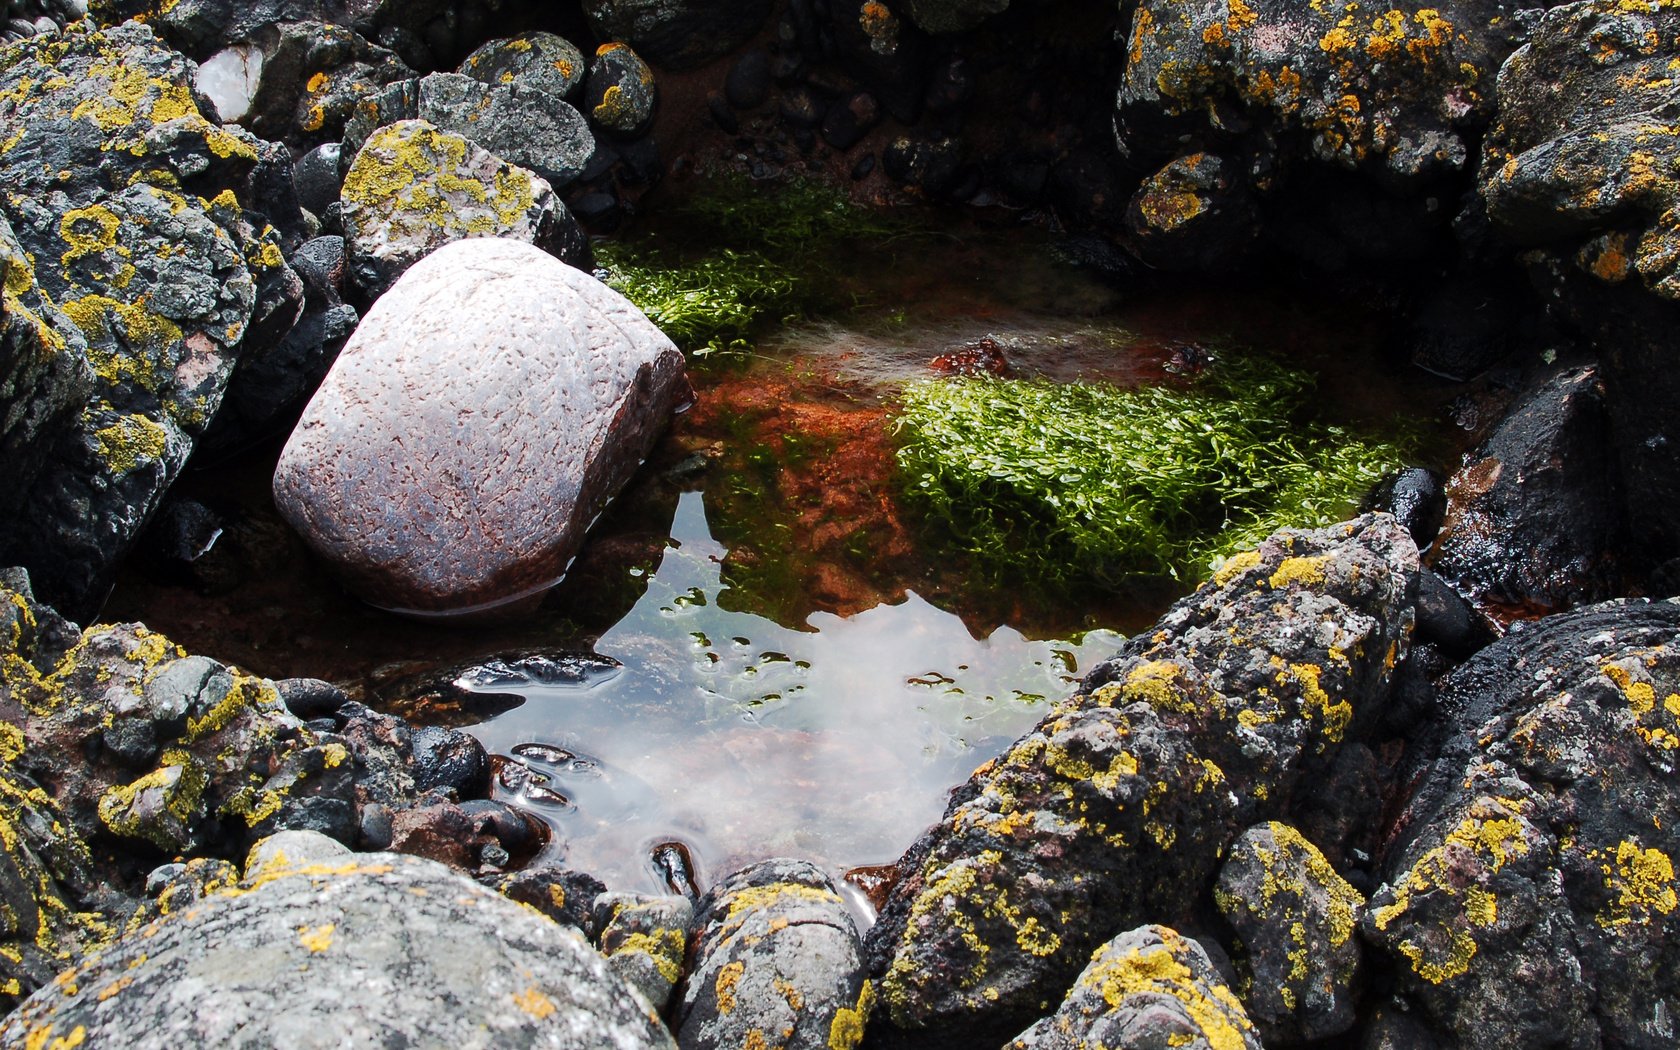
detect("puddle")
[462,490,1123,893]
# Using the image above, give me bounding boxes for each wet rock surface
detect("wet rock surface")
[865,515,1418,1045]
[1007,924,1261,1050]
[274,236,686,615]
[0,848,676,1049]
[1429,367,1622,622]
[677,858,872,1050]
[1365,598,1680,1049]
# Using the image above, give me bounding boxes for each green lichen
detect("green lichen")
[893,353,1414,586]
[91,413,167,474]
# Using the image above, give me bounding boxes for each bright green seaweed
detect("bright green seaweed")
[893,354,1415,585]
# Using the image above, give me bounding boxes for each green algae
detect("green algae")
[893,353,1414,586]
[595,174,907,357]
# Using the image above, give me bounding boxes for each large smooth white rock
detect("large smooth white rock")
[272,237,686,617]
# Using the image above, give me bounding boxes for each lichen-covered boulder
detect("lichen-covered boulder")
[338,119,587,300]
[582,0,773,71]
[0,21,301,620]
[1117,0,1521,187]
[1429,367,1622,623]
[865,515,1418,1046]
[1213,822,1365,1044]
[4,612,356,859]
[273,236,687,616]
[0,850,677,1049]
[1480,1,1680,298]
[587,43,657,139]
[900,0,1010,35]
[676,859,873,1050]
[459,32,587,100]
[1007,925,1261,1050]
[596,892,692,1013]
[1364,598,1680,1049]
[343,72,596,191]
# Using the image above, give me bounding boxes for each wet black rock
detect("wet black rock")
[825,0,926,124]
[1365,598,1680,1048]
[1214,823,1365,1043]
[583,0,774,71]
[1007,925,1261,1050]
[1405,270,1518,381]
[1365,467,1446,552]
[883,134,962,198]
[411,724,491,799]
[1430,367,1623,621]
[865,515,1418,1046]
[678,858,872,1050]
[275,677,351,720]
[293,142,345,217]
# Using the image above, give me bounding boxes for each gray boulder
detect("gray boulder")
[338,118,587,300]
[676,858,872,1050]
[596,892,693,1013]
[0,850,676,1048]
[1007,925,1261,1050]
[458,32,587,100]
[273,236,687,616]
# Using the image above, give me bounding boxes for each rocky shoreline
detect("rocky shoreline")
[0,0,1677,1047]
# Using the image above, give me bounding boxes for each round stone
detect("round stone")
[272,237,686,617]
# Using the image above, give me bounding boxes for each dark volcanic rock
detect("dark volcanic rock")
[273,237,686,616]
[487,868,607,935]
[865,515,1418,1046]
[1006,925,1261,1050]
[1213,822,1365,1043]
[1365,598,1680,1049]
[900,0,1010,35]
[0,850,676,1048]
[677,858,872,1050]
[1125,151,1257,271]
[1430,367,1622,622]
[583,0,774,71]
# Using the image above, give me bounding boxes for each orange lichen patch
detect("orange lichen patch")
[512,985,557,1020]
[296,923,334,953]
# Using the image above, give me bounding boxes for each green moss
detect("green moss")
[595,242,801,357]
[892,353,1413,586]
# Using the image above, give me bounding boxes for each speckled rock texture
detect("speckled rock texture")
[338,118,587,300]
[273,236,687,616]
[1117,0,1522,187]
[1481,0,1680,299]
[343,72,596,190]
[1429,367,1623,623]
[595,892,693,1013]
[1006,925,1261,1050]
[587,42,658,139]
[864,515,1418,1046]
[676,858,873,1050]
[582,0,773,71]
[0,850,677,1049]
[459,32,587,100]
[0,21,305,620]
[1364,598,1680,1049]
[1213,822,1365,1044]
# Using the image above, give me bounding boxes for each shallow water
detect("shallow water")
[467,490,1122,892]
[104,214,1460,896]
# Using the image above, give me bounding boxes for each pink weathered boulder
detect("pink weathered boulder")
[272,237,685,617]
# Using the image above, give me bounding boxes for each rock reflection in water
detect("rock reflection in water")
[465,491,1123,895]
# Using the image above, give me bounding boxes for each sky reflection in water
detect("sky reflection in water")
[465,490,1124,894]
